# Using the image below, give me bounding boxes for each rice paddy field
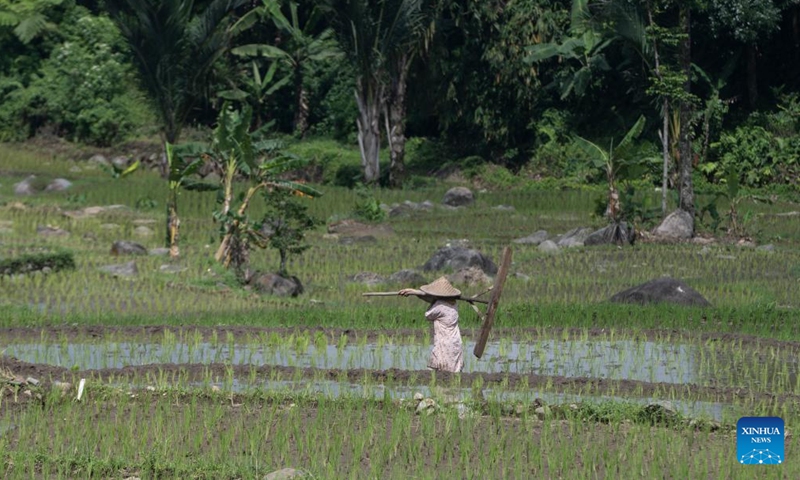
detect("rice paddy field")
[2,144,800,478]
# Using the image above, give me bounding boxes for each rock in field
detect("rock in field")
[653,209,693,239]
[110,240,148,256]
[14,175,40,195]
[44,178,72,192]
[584,222,635,246]
[556,227,593,248]
[537,240,560,254]
[513,230,549,245]
[422,246,497,275]
[87,154,110,166]
[442,187,474,207]
[609,277,710,307]
[387,269,427,285]
[159,264,187,274]
[263,468,307,480]
[447,266,493,287]
[37,225,70,237]
[348,272,386,286]
[250,272,303,297]
[98,260,138,278]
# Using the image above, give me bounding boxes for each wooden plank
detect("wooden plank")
[473,246,512,359]
[362,292,489,304]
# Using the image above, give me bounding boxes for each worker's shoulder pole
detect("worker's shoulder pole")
[473,246,512,359]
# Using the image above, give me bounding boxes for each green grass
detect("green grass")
[0,386,791,479]
[2,142,800,478]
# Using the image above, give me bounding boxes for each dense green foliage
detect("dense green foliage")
[1,0,799,188]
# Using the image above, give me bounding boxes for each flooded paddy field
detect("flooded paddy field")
[4,325,799,478]
[4,325,800,422]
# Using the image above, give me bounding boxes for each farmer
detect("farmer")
[399,276,464,373]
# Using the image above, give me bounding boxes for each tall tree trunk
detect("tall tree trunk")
[646,1,671,217]
[355,78,382,184]
[387,54,410,188]
[164,141,180,258]
[294,69,309,137]
[678,5,695,227]
[167,195,180,258]
[661,99,670,216]
[746,44,758,108]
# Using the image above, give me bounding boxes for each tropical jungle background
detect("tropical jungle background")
[1,0,799,216]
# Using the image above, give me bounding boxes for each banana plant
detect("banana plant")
[574,115,647,224]
[524,0,612,99]
[165,141,219,258]
[218,60,290,130]
[210,103,320,276]
[231,0,340,135]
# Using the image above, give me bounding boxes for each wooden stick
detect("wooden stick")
[362,291,489,304]
[474,246,512,359]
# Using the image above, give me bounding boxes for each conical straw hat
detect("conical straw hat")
[419,276,461,298]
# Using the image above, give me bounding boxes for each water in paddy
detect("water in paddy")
[5,338,795,390]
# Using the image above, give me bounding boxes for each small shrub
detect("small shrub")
[473,163,521,190]
[352,184,386,222]
[0,251,76,276]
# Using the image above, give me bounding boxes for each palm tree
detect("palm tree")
[0,0,63,44]
[384,1,437,187]
[325,0,428,185]
[108,0,245,257]
[232,0,341,137]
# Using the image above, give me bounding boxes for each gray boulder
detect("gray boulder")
[609,277,711,307]
[14,175,40,195]
[557,227,593,248]
[654,209,693,239]
[149,247,171,256]
[388,269,427,285]
[537,240,560,254]
[159,264,187,274]
[442,187,474,207]
[348,272,386,286]
[98,260,137,278]
[110,240,148,256]
[37,225,69,237]
[584,223,635,246]
[88,154,110,166]
[263,468,307,480]
[514,230,549,245]
[447,266,493,287]
[422,246,497,275]
[250,272,303,297]
[44,178,72,192]
[388,200,434,217]
[111,156,130,169]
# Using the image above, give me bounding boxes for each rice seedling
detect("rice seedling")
[3,144,800,476]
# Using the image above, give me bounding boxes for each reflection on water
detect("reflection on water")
[4,338,796,391]
[5,339,692,381]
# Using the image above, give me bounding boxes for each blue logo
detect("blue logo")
[737,417,784,465]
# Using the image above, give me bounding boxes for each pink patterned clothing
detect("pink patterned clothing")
[425,299,464,372]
